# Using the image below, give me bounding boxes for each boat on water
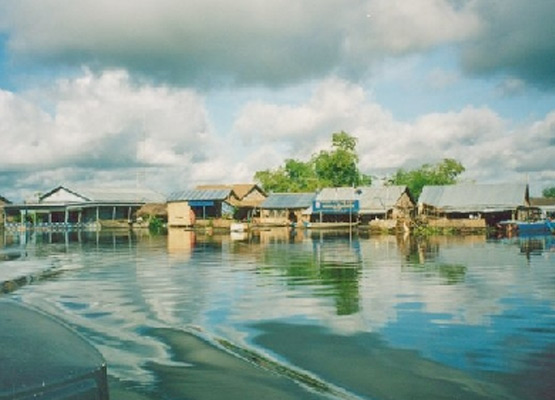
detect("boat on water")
[230,222,248,232]
[499,219,555,236]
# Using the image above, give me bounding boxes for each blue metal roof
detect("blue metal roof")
[260,193,315,209]
[167,189,232,202]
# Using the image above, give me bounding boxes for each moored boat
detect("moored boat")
[499,219,554,236]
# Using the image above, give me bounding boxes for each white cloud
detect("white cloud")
[1,68,211,167]
[0,69,218,198]
[356,0,480,54]
[1,70,553,201]
[232,78,554,191]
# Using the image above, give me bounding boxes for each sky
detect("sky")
[0,0,554,201]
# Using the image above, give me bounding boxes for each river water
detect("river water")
[1,228,554,400]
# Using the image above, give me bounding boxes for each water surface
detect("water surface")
[1,228,554,399]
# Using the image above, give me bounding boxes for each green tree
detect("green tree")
[313,131,371,187]
[254,131,371,192]
[389,158,465,199]
[543,186,555,198]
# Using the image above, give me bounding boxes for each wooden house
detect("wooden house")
[166,188,238,227]
[418,183,530,227]
[196,184,266,220]
[357,186,414,223]
[3,186,165,229]
[258,193,315,226]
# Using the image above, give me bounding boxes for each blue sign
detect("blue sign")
[312,200,359,214]
[189,200,215,207]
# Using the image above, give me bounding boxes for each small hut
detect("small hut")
[196,184,266,221]
[357,186,414,223]
[258,193,315,226]
[167,188,238,228]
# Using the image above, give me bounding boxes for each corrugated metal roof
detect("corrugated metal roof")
[75,187,166,203]
[167,189,232,202]
[196,184,264,200]
[39,186,165,204]
[357,186,407,214]
[260,193,315,209]
[315,187,358,202]
[419,183,528,212]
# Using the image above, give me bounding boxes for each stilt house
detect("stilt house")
[196,184,266,220]
[166,188,239,227]
[258,193,315,226]
[3,186,165,229]
[357,186,414,223]
[418,183,531,226]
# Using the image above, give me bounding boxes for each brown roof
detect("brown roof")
[195,184,265,200]
[530,197,555,206]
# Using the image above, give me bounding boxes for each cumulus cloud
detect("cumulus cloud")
[1,71,553,201]
[233,78,554,191]
[0,69,219,199]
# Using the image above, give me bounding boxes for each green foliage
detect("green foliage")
[389,158,465,199]
[543,186,555,198]
[254,131,371,192]
[148,216,165,234]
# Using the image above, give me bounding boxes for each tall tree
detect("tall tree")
[313,131,371,187]
[254,131,371,192]
[389,158,465,199]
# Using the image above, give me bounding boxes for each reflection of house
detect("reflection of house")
[167,228,195,257]
[0,195,11,225]
[196,184,266,220]
[3,186,165,229]
[258,193,315,226]
[418,183,531,226]
[167,189,238,227]
[357,186,414,223]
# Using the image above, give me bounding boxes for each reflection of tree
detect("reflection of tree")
[403,237,467,285]
[258,234,363,316]
[437,264,466,285]
[319,261,361,315]
[405,236,440,264]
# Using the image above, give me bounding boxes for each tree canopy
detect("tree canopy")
[388,158,465,199]
[254,131,371,193]
[543,186,555,198]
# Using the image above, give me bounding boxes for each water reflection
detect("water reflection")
[1,228,555,399]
